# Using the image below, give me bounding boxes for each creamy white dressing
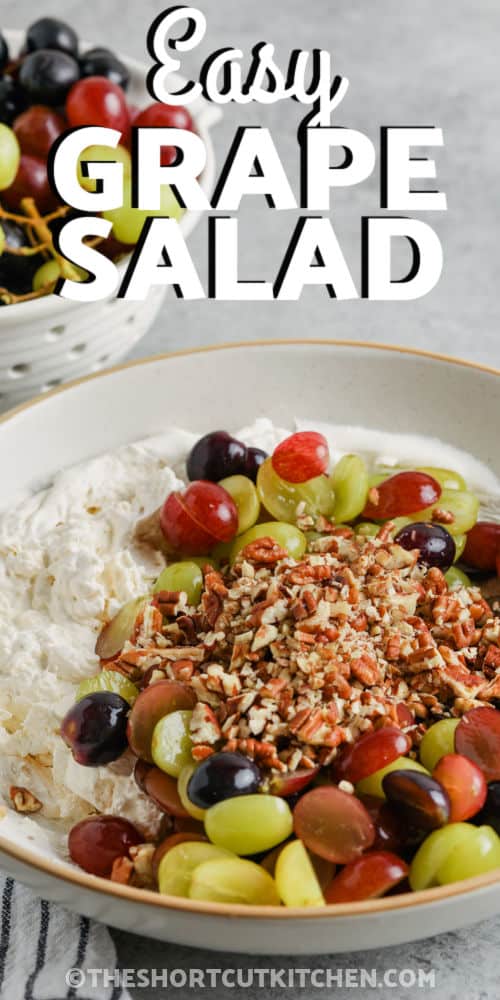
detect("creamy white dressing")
[0,417,498,848]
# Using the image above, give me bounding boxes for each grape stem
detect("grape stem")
[19,198,80,280]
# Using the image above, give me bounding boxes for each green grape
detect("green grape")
[230,522,307,564]
[33,260,61,290]
[436,825,500,884]
[305,530,324,543]
[188,555,216,570]
[410,489,479,536]
[417,467,467,491]
[409,823,477,891]
[355,522,379,539]
[453,535,466,562]
[76,669,139,705]
[445,566,471,590]
[257,458,335,524]
[274,839,325,907]
[219,475,260,535]
[177,765,206,821]
[103,177,184,244]
[151,709,193,777]
[33,260,87,291]
[153,561,203,606]
[77,144,131,193]
[205,794,293,855]
[0,125,20,190]
[356,756,429,799]
[0,225,5,256]
[158,841,232,897]
[189,856,281,905]
[419,718,460,771]
[331,454,369,523]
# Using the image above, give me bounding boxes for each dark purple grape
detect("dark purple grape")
[0,221,44,294]
[69,815,141,877]
[473,781,500,834]
[19,49,80,106]
[61,692,129,766]
[394,522,456,572]
[186,431,248,482]
[0,34,9,72]
[26,17,79,57]
[80,47,129,90]
[382,770,450,832]
[0,76,27,124]
[187,751,262,809]
[244,446,268,482]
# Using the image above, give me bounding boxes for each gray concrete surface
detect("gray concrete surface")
[4,0,500,995]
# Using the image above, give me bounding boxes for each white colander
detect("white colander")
[0,30,218,408]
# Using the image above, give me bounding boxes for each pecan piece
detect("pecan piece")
[9,786,42,813]
[240,537,288,565]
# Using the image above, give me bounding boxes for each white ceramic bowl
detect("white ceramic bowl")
[0,30,218,407]
[0,340,499,955]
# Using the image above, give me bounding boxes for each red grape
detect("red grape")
[455,706,500,782]
[133,757,152,792]
[332,726,411,784]
[133,102,193,132]
[432,753,487,822]
[324,850,408,903]
[463,522,500,571]
[66,76,129,134]
[160,481,238,555]
[363,471,441,520]
[382,770,450,831]
[173,815,206,834]
[13,104,66,158]
[69,815,141,877]
[143,767,189,817]
[270,767,319,798]
[133,102,193,167]
[272,431,329,483]
[293,786,375,863]
[127,679,196,763]
[2,153,59,213]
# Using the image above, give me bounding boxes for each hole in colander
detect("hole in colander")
[8,363,31,379]
[68,343,87,359]
[41,378,62,392]
[47,325,66,340]
[126,314,135,324]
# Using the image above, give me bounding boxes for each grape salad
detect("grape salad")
[2,419,500,906]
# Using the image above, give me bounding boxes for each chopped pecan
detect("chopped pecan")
[110,856,133,884]
[190,702,222,745]
[240,537,288,565]
[9,787,42,813]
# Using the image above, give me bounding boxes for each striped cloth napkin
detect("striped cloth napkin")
[0,874,132,1000]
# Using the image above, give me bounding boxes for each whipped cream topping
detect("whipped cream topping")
[0,418,497,848]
